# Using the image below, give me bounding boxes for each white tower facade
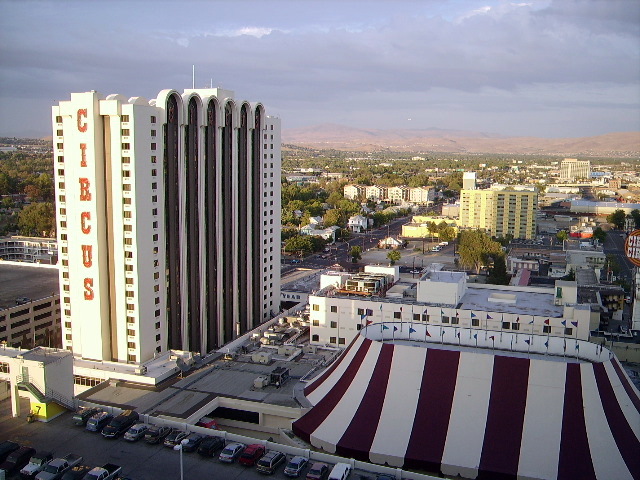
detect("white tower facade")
[53,89,281,364]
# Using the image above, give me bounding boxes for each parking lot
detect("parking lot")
[0,399,385,480]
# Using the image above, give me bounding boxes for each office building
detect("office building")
[460,184,538,239]
[560,158,591,181]
[52,88,281,364]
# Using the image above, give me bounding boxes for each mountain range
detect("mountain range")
[282,124,640,156]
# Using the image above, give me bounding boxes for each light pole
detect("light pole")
[174,438,189,480]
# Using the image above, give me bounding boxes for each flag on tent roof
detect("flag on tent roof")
[456,311,460,316]
[516,317,520,323]
[409,327,416,333]
[380,303,383,310]
[441,309,445,315]
[544,319,550,325]
[575,343,580,351]
[393,326,398,332]
[424,308,428,314]
[529,317,535,324]
[525,339,531,345]
[471,312,477,318]
[487,314,493,319]
[360,313,367,321]
[400,306,403,312]
[366,320,373,326]
[425,328,431,337]
[441,329,446,336]
[545,340,549,347]
[382,324,389,330]
[489,336,495,341]
[456,331,460,338]
[571,321,578,327]
[473,333,478,339]
[561,320,567,327]
[563,339,567,351]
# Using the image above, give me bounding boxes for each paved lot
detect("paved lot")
[0,399,301,480]
[0,264,59,309]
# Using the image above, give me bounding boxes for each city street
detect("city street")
[603,230,634,283]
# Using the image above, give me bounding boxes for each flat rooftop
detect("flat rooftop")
[460,285,564,318]
[79,343,337,418]
[281,268,322,293]
[0,264,59,309]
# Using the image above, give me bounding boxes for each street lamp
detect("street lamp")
[173,438,189,480]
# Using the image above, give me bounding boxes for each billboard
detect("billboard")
[624,229,640,267]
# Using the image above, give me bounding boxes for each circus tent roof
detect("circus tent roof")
[292,329,640,480]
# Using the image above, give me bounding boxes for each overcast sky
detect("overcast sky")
[1,0,639,138]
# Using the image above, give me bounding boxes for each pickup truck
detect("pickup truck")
[35,454,83,480]
[20,451,53,478]
[81,464,121,480]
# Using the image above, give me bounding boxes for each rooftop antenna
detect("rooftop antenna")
[210,78,213,88]
[192,65,195,89]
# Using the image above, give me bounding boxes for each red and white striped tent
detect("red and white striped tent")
[293,330,639,480]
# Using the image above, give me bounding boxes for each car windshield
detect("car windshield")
[221,447,234,455]
[309,466,323,474]
[43,464,59,473]
[257,459,270,467]
[287,460,300,468]
[31,456,46,465]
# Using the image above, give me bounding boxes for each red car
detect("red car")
[238,444,266,466]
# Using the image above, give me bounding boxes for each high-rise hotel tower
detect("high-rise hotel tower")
[53,89,281,364]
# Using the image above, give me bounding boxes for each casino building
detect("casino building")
[52,89,281,364]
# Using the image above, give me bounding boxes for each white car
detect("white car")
[123,423,148,441]
[439,241,449,246]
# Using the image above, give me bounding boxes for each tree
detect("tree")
[556,230,568,242]
[607,209,626,229]
[18,202,55,237]
[387,250,401,265]
[323,209,346,227]
[592,227,606,243]
[486,254,510,285]
[457,230,503,274]
[350,246,362,263]
[630,209,640,229]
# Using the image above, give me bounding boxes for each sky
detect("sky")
[1,0,639,138]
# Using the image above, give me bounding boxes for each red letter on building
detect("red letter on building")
[82,245,93,267]
[80,143,87,167]
[77,109,88,132]
[84,278,94,300]
[79,178,91,201]
[81,211,91,234]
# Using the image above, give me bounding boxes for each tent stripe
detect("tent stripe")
[404,348,460,473]
[336,343,395,460]
[603,361,640,442]
[610,357,640,413]
[557,363,596,480]
[478,355,530,480]
[292,337,371,442]
[592,363,640,478]
[304,334,361,397]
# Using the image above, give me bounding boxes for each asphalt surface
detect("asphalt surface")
[603,230,635,283]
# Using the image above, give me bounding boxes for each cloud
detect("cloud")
[0,0,638,138]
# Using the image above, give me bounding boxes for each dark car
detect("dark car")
[284,456,308,478]
[163,430,188,448]
[60,465,91,480]
[0,446,35,476]
[144,426,172,445]
[306,462,329,480]
[0,442,20,465]
[101,410,139,439]
[86,412,113,432]
[197,436,225,457]
[72,408,101,426]
[238,444,265,467]
[180,433,203,453]
[256,450,286,475]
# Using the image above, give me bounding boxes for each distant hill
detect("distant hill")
[282,124,640,156]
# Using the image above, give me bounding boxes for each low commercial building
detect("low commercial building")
[402,216,459,238]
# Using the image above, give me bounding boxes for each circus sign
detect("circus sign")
[625,229,640,267]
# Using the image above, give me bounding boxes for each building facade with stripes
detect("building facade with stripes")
[52,89,281,364]
[293,326,640,480]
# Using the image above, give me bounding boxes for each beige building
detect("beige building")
[402,216,459,238]
[560,158,591,182]
[460,185,538,239]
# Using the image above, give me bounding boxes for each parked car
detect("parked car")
[0,441,20,464]
[284,456,308,478]
[0,446,35,477]
[123,423,148,442]
[375,475,394,480]
[306,462,329,480]
[256,450,286,475]
[180,433,204,453]
[72,408,101,427]
[163,430,188,448]
[143,426,172,445]
[80,463,121,480]
[85,412,113,433]
[20,450,54,479]
[60,466,91,480]
[328,463,351,480]
[35,454,83,480]
[238,444,265,467]
[101,411,139,439]
[218,443,245,463]
[197,436,225,457]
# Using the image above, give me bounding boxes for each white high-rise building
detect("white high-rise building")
[53,89,281,364]
[559,158,591,181]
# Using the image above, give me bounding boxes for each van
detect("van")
[85,411,113,432]
[328,462,351,480]
[101,410,139,438]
